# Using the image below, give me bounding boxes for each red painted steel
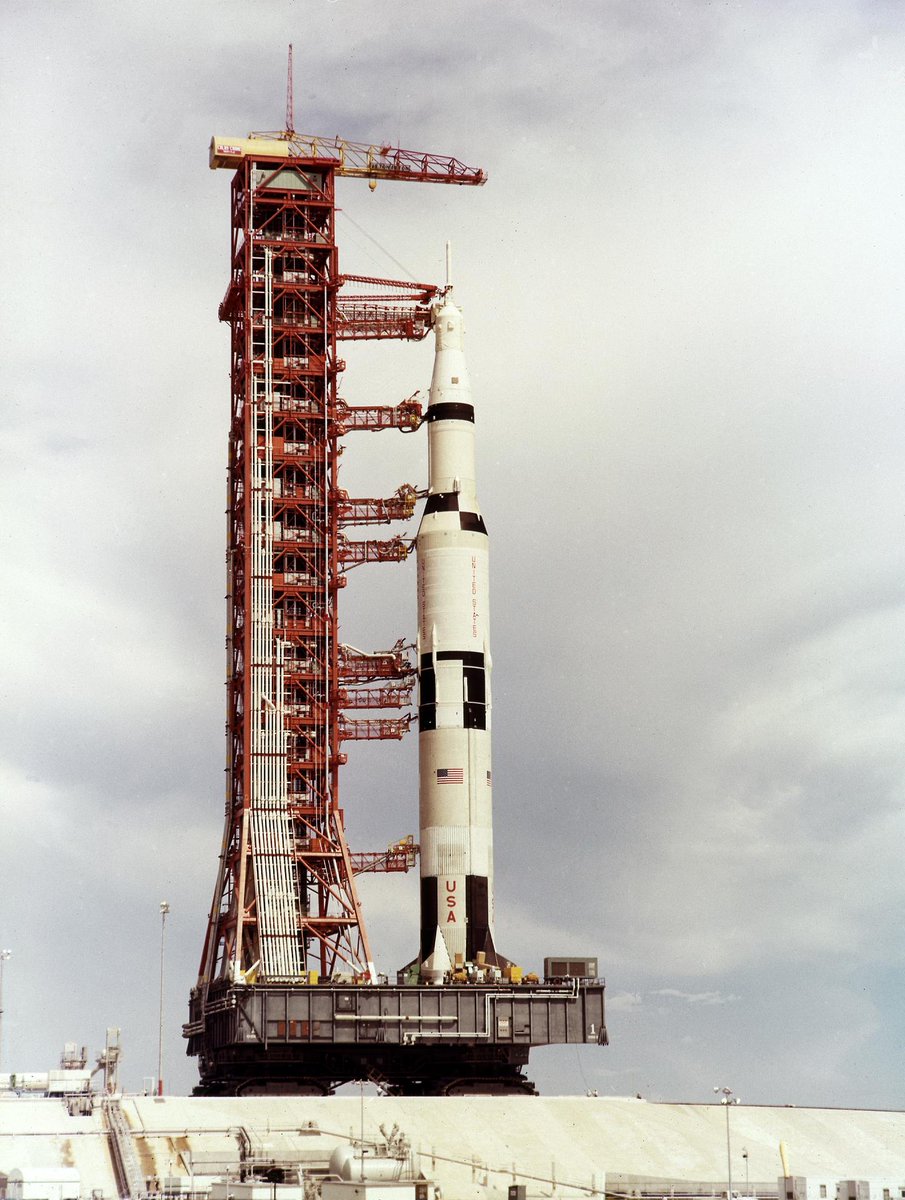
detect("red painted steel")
[196,151,431,993]
[350,836,419,875]
[334,397,423,433]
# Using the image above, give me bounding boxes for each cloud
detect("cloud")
[605,992,644,1013]
[3,0,905,1107]
[650,990,739,1007]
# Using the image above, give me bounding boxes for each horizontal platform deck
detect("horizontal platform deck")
[186,980,607,1094]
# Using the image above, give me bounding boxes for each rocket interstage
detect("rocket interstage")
[416,291,503,982]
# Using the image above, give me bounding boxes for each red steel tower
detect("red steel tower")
[192,135,486,1008]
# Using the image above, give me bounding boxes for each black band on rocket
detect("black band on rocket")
[423,493,487,533]
[425,402,475,423]
[424,492,459,514]
[417,651,488,732]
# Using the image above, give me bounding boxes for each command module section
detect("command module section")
[185,978,607,1096]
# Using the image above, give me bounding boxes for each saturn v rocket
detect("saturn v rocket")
[415,286,504,982]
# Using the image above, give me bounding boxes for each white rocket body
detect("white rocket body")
[416,291,500,980]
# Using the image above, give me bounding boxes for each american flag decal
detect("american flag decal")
[437,767,464,784]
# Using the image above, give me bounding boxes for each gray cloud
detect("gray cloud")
[2,0,904,1108]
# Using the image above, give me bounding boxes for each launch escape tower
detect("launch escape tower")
[185,130,606,1096]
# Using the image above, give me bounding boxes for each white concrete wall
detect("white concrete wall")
[1,1095,903,1198]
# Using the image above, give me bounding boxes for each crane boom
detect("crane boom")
[210,133,486,185]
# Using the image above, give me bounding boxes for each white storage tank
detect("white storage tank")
[329,1147,408,1183]
[8,1074,49,1093]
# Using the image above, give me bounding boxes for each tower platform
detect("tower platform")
[185,979,606,1096]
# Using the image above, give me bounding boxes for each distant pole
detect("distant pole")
[158,902,170,1095]
[359,1080,365,1181]
[714,1086,740,1196]
[0,950,10,1071]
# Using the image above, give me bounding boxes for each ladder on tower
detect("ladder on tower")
[102,1096,144,1200]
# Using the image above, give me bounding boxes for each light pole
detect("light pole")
[0,950,10,1071]
[714,1086,740,1197]
[157,902,170,1095]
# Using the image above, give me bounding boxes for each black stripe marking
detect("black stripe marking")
[424,492,459,514]
[420,875,503,968]
[419,667,436,704]
[463,666,486,703]
[420,879,438,962]
[418,658,487,731]
[418,665,437,730]
[425,402,475,424]
[459,512,487,534]
[465,875,494,962]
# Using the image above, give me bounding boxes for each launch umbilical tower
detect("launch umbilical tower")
[192,135,476,991]
[186,131,606,1097]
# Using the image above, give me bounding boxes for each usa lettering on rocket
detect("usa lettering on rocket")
[416,283,505,981]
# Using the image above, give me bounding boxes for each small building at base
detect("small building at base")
[7,1169,80,1200]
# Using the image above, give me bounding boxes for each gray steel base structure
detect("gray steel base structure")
[185,980,607,1096]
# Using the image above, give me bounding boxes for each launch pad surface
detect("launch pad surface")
[5,1093,905,1193]
[186,979,607,1096]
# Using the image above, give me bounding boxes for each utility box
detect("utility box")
[837,1184,870,1200]
[543,957,598,981]
[322,1185,428,1200]
[778,1178,808,1200]
[509,1187,527,1200]
[209,1186,304,1200]
[48,1070,91,1095]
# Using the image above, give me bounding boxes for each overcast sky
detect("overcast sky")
[2,0,905,1109]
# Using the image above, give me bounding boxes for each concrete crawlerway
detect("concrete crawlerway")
[1,1095,905,1195]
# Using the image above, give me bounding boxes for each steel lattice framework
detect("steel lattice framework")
[195,153,436,997]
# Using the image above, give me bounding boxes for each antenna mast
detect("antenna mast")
[285,44,295,136]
